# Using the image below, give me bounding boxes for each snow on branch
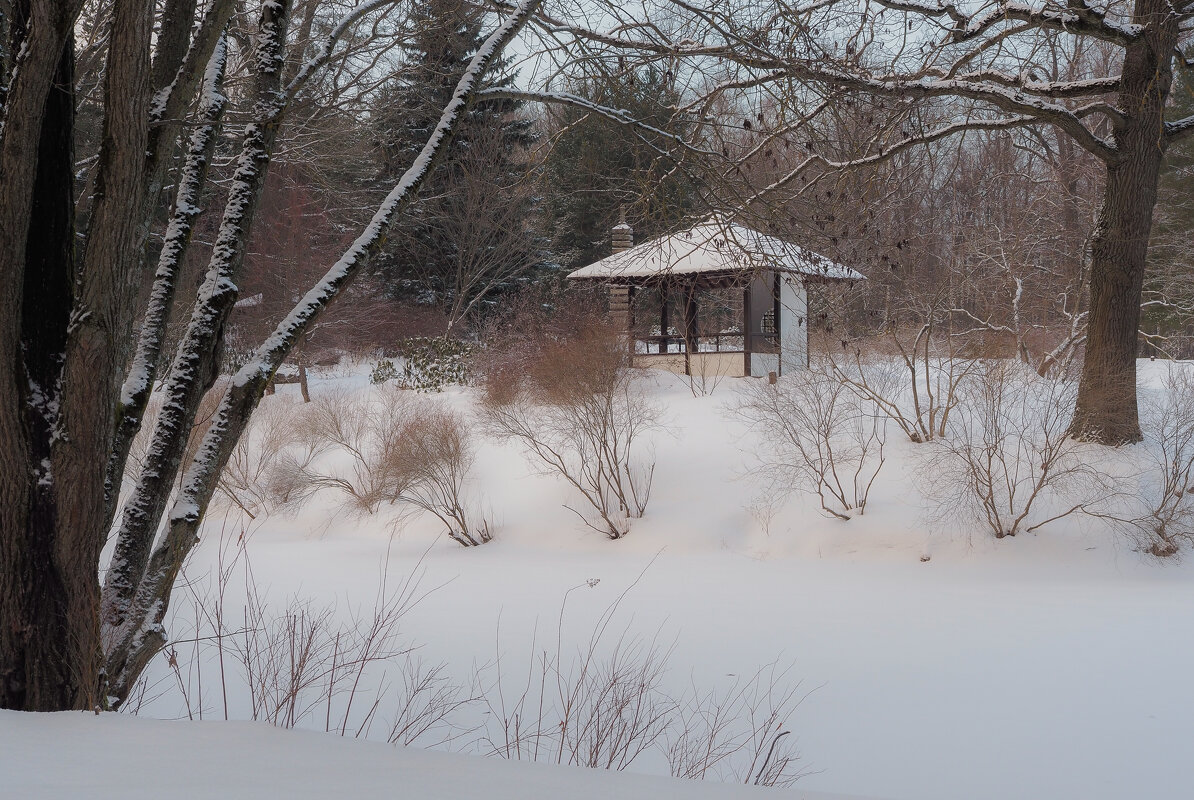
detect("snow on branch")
[1167,114,1194,142]
[100,0,547,701]
[872,0,1143,45]
[149,0,234,130]
[105,34,230,515]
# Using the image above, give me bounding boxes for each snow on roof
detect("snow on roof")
[568,217,865,282]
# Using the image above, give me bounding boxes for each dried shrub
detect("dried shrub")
[217,396,323,517]
[389,401,491,547]
[665,662,805,788]
[272,388,416,514]
[476,289,661,539]
[272,389,490,543]
[165,535,470,744]
[481,577,804,787]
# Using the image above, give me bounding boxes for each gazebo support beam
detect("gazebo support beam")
[659,284,669,355]
[742,283,752,376]
[683,284,698,376]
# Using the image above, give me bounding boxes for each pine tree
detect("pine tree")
[371,0,542,328]
[1143,49,1194,355]
[540,65,700,271]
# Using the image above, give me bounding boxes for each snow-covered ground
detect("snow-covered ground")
[0,711,871,800]
[10,361,1194,799]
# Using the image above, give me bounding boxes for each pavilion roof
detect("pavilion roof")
[567,217,865,283]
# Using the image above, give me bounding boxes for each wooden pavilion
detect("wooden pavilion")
[568,216,864,378]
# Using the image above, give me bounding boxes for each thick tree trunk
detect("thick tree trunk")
[1070,1,1176,444]
[1,31,85,711]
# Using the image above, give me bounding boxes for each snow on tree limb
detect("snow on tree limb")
[101,1,294,667]
[103,34,230,522]
[101,0,546,704]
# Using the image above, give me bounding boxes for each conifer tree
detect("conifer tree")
[1143,52,1194,355]
[540,65,700,271]
[372,0,541,328]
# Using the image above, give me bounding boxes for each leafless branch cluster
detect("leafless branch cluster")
[828,311,976,443]
[391,404,492,546]
[922,360,1095,539]
[1109,368,1194,557]
[272,389,492,545]
[480,578,804,787]
[218,397,325,518]
[736,360,886,520]
[666,662,806,787]
[141,550,807,787]
[478,295,662,538]
[273,389,417,514]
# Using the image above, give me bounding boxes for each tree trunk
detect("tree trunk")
[1070,2,1176,444]
[1,30,87,711]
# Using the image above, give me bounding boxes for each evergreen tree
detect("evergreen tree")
[372,0,542,328]
[540,65,700,271]
[1143,49,1194,355]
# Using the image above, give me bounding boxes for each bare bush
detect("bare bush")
[736,361,886,520]
[1112,367,1194,557]
[480,576,804,787]
[478,293,661,539]
[153,526,472,744]
[665,662,805,788]
[273,389,491,544]
[216,397,323,518]
[923,360,1093,539]
[390,402,492,547]
[829,310,976,443]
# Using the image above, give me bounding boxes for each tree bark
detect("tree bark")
[0,24,82,711]
[1070,0,1177,444]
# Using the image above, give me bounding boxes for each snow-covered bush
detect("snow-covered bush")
[477,295,660,539]
[369,359,399,385]
[922,360,1093,539]
[736,360,886,520]
[393,336,470,392]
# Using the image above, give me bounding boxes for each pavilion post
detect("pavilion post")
[683,283,698,376]
[659,282,670,354]
[742,283,752,376]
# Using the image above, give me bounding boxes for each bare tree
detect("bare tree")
[528,0,1194,443]
[1,0,544,711]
